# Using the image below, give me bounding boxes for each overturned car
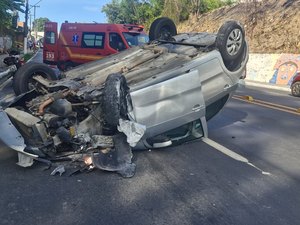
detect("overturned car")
[0,18,248,177]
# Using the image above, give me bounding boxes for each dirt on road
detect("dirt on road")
[178,0,300,53]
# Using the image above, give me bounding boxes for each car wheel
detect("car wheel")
[216,21,245,70]
[149,17,177,41]
[291,81,300,97]
[103,73,130,129]
[13,62,57,95]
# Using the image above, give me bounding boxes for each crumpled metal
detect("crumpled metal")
[50,165,65,176]
[117,119,146,147]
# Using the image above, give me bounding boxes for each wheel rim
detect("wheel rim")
[292,82,300,96]
[159,26,171,40]
[226,28,243,56]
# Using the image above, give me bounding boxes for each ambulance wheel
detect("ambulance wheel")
[13,62,57,95]
[102,73,130,129]
[216,21,246,70]
[57,62,74,71]
[149,17,177,41]
[64,62,74,71]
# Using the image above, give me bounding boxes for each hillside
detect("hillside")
[177,0,300,53]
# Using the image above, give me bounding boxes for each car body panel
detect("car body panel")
[290,72,300,97]
[291,72,300,83]
[0,108,37,159]
[130,69,206,138]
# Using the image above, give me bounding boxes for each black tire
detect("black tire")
[57,61,73,71]
[13,62,57,95]
[149,17,177,41]
[291,81,300,97]
[64,62,74,71]
[216,21,245,70]
[58,61,75,71]
[102,73,130,128]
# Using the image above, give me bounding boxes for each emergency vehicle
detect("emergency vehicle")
[43,22,149,71]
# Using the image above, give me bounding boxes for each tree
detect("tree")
[33,17,50,32]
[102,0,236,28]
[0,0,24,30]
[102,0,124,24]
[0,0,24,52]
[162,0,190,23]
[102,0,164,28]
[191,0,201,16]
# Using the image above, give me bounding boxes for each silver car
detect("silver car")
[0,18,248,177]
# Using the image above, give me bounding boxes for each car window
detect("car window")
[82,32,105,48]
[45,31,55,44]
[109,33,126,51]
[146,119,204,147]
[123,32,149,47]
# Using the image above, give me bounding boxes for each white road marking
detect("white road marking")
[202,138,271,175]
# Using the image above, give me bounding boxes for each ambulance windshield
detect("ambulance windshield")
[123,32,149,47]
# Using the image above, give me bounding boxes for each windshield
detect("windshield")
[123,32,149,47]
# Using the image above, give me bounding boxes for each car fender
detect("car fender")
[0,108,38,159]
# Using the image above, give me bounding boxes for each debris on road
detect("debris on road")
[50,165,65,176]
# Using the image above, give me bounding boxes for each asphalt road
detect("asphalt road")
[0,86,300,225]
[28,49,43,63]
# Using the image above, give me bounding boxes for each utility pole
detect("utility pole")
[29,13,32,31]
[24,0,29,54]
[31,4,40,41]
[30,0,42,42]
[23,0,42,53]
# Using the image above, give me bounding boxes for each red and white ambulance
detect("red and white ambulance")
[43,21,148,71]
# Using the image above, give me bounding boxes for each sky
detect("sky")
[20,0,111,27]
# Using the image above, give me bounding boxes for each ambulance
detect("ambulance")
[43,21,149,71]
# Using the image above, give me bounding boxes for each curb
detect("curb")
[244,80,290,92]
[27,50,39,63]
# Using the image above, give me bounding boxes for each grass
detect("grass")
[23,53,34,62]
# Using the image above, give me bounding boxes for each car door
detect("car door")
[130,69,206,140]
[192,53,237,106]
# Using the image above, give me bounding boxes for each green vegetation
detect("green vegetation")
[23,52,34,62]
[0,0,24,51]
[33,17,50,32]
[199,0,236,14]
[102,0,163,28]
[0,0,24,31]
[102,0,237,27]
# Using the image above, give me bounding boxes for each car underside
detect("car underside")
[0,18,248,177]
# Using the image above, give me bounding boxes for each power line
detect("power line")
[30,0,42,10]
[24,0,43,53]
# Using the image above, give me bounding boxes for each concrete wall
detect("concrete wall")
[0,36,12,53]
[246,53,300,86]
